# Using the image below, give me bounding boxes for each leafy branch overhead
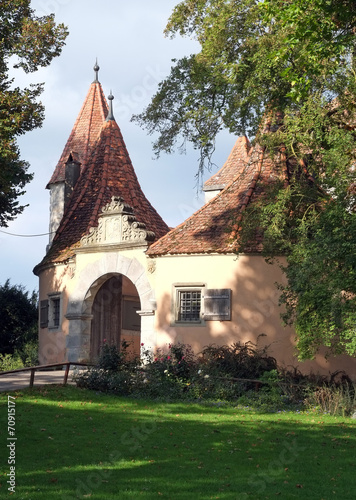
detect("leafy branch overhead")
[0,0,68,226]
[134,0,356,167]
[134,0,356,359]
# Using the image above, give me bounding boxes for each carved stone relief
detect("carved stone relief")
[80,196,155,248]
[147,260,156,274]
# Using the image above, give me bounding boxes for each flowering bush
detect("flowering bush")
[147,342,197,382]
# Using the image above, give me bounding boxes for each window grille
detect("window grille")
[52,298,60,327]
[177,290,201,322]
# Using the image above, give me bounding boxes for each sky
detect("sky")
[0,0,237,293]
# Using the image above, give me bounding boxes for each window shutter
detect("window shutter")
[40,299,49,328]
[204,289,231,321]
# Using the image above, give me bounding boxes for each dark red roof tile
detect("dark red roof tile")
[147,139,289,257]
[47,81,108,187]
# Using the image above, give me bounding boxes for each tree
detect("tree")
[0,279,38,355]
[0,0,68,226]
[134,0,356,359]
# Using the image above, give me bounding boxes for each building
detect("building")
[34,66,355,378]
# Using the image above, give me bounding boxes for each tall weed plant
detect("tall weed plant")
[305,383,356,416]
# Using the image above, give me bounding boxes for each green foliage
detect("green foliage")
[96,340,132,371]
[0,340,38,370]
[237,165,356,358]
[150,342,197,381]
[0,352,24,371]
[75,342,295,410]
[0,279,38,355]
[74,368,136,396]
[16,339,39,366]
[281,203,356,358]
[75,340,141,396]
[0,0,68,225]
[200,341,277,379]
[134,0,356,170]
[261,0,356,102]
[74,342,356,415]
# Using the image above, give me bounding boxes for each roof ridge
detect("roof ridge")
[229,146,266,244]
[204,135,252,190]
[88,127,110,228]
[147,143,264,255]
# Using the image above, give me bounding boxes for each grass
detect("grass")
[0,386,355,499]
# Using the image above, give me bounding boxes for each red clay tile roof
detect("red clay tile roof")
[203,135,252,191]
[38,118,169,266]
[147,140,289,257]
[47,80,108,187]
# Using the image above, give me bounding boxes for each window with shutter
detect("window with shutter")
[204,289,231,321]
[40,299,49,328]
[172,284,206,325]
[47,293,62,330]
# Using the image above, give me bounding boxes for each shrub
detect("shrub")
[73,341,355,415]
[16,340,39,367]
[200,341,277,380]
[0,353,24,372]
[146,342,197,382]
[97,340,132,371]
[0,280,38,355]
[74,340,141,395]
[74,368,136,396]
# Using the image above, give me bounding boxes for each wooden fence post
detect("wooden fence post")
[63,363,70,385]
[29,369,35,388]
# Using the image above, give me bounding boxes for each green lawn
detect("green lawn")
[0,386,355,499]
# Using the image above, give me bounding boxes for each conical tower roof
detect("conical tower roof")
[147,139,289,256]
[203,135,251,192]
[38,95,169,267]
[47,65,108,187]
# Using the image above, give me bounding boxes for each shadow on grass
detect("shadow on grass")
[0,386,355,499]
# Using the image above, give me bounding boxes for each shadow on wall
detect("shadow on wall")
[153,257,285,356]
[154,256,356,378]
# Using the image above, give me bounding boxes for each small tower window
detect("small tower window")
[48,293,62,330]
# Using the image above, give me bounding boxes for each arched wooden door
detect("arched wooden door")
[90,275,122,360]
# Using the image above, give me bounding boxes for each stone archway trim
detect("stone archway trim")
[65,253,155,361]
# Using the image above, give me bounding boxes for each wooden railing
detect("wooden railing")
[0,362,92,388]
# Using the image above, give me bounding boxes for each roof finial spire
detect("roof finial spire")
[106,90,115,121]
[93,59,100,83]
